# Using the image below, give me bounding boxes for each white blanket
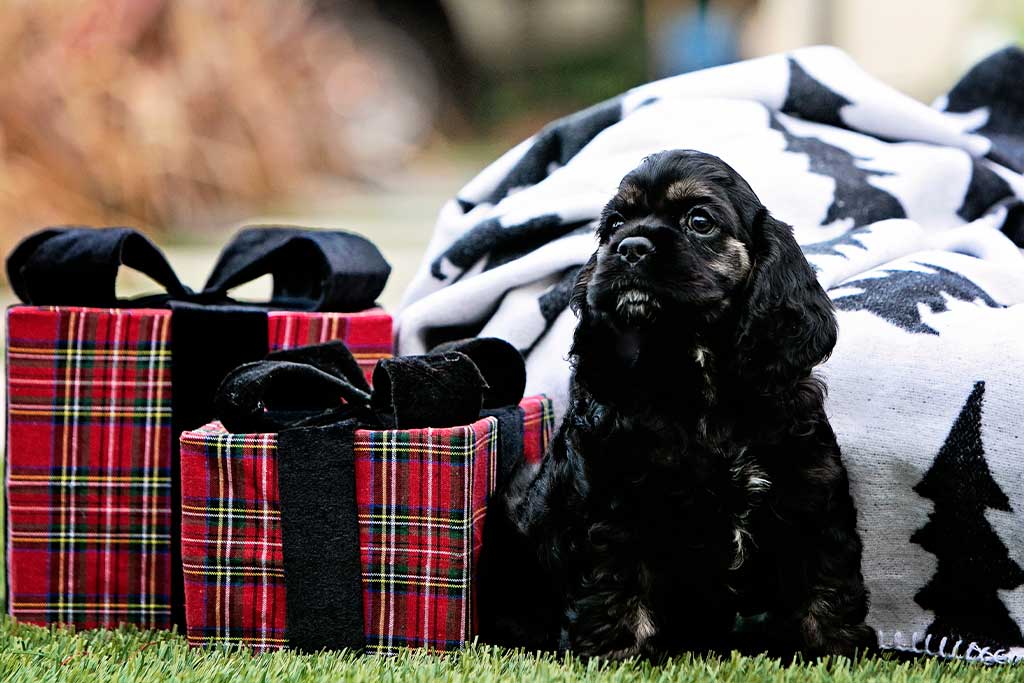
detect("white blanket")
[397,46,1024,662]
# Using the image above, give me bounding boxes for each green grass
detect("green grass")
[0,619,1021,683]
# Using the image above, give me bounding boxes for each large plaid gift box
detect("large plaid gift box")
[5,226,393,631]
[179,337,553,654]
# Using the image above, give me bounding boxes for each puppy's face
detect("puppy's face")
[573,149,837,391]
[583,150,760,327]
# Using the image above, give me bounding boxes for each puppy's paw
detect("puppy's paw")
[571,630,643,662]
[579,640,667,663]
[804,622,878,659]
[572,628,660,662]
[596,644,643,662]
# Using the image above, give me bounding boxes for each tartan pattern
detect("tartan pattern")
[356,418,497,654]
[519,394,554,466]
[266,309,392,383]
[6,305,393,631]
[179,426,285,649]
[178,395,554,653]
[6,306,174,629]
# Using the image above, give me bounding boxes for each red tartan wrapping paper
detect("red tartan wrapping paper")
[5,305,392,630]
[178,394,554,653]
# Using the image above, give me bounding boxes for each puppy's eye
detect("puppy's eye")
[685,208,716,235]
[606,212,625,230]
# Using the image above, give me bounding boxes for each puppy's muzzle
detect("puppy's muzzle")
[617,236,655,266]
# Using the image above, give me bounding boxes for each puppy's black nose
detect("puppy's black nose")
[617,236,654,265]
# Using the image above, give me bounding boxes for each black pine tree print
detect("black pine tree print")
[431,214,590,278]
[769,111,906,247]
[771,59,909,261]
[911,381,1024,648]
[781,57,850,127]
[832,264,1002,335]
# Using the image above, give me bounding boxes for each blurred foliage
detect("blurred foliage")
[0,0,404,250]
[475,13,647,134]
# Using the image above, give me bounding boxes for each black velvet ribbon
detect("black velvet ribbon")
[213,338,527,651]
[7,225,391,311]
[6,225,391,632]
[217,338,527,435]
[277,420,365,653]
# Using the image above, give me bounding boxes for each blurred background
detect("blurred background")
[0,0,1021,308]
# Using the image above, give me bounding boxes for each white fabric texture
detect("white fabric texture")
[397,46,1024,662]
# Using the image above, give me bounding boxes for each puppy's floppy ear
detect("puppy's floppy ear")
[569,253,597,316]
[734,210,837,391]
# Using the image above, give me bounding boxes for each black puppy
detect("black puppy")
[480,150,874,660]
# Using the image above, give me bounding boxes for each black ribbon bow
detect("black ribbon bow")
[7,224,391,312]
[215,337,527,436]
[212,338,527,653]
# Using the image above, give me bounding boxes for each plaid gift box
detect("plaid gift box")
[5,226,392,631]
[179,394,553,653]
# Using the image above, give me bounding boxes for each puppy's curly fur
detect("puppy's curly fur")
[478,150,875,660]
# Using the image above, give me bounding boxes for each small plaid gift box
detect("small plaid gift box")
[5,226,392,631]
[179,340,553,653]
